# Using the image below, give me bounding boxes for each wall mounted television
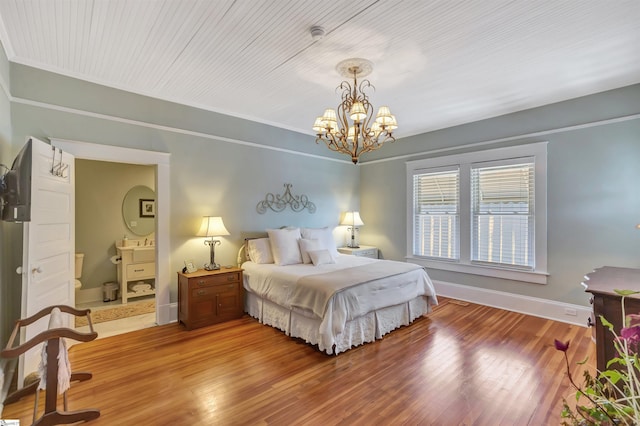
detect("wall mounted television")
[0,138,32,222]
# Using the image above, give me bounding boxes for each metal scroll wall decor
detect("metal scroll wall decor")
[256,183,316,214]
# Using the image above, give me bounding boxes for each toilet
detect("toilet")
[75,253,84,289]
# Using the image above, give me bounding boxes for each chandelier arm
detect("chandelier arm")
[315,131,354,157]
[336,103,349,131]
[317,133,342,153]
[360,101,374,134]
[339,81,353,105]
[357,79,374,98]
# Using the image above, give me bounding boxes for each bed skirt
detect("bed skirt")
[244,291,432,355]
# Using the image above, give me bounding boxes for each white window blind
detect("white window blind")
[471,159,534,270]
[412,168,459,260]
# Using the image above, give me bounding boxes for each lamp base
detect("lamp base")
[347,228,359,249]
[204,263,221,271]
[204,238,221,271]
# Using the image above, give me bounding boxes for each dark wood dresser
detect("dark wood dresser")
[583,266,640,371]
[178,267,244,330]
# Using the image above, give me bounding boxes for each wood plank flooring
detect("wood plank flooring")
[2,298,594,425]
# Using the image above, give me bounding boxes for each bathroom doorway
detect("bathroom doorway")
[51,138,172,337]
[73,159,157,338]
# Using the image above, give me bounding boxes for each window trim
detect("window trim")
[406,142,548,284]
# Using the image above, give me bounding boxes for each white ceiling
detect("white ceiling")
[0,0,639,138]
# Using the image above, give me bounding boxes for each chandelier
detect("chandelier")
[312,58,398,164]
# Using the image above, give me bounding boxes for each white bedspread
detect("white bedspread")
[242,255,437,350]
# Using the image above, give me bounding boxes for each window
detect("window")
[406,143,547,284]
[471,160,534,269]
[412,167,459,260]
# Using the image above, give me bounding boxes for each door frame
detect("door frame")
[50,138,172,325]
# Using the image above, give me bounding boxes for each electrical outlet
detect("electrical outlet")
[564,308,577,316]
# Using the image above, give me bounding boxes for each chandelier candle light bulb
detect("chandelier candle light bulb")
[313,58,397,164]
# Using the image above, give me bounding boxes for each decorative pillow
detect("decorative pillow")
[300,227,339,259]
[267,228,302,266]
[298,238,323,264]
[308,249,336,266]
[247,238,274,264]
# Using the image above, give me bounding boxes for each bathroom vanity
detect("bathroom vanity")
[116,239,156,303]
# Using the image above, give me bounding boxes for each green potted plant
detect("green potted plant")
[556,290,640,425]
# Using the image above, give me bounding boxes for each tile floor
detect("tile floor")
[74,299,157,340]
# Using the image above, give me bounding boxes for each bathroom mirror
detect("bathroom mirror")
[122,185,156,236]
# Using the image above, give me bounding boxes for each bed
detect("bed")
[239,227,438,354]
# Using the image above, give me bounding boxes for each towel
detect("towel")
[37,307,71,394]
[129,282,152,293]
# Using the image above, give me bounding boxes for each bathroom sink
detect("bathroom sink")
[116,240,156,262]
[132,246,155,262]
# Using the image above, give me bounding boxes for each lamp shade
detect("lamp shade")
[349,101,367,122]
[197,216,230,237]
[340,211,364,227]
[321,108,338,132]
[375,106,394,126]
[312,116,325,134]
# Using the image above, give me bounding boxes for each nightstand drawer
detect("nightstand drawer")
[338,246,378,259]
[189,272,241,288]
[191,282,238,299]
[353,248,377,258]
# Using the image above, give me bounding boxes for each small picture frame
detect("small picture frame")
[139,199,155,218]
[184,260,197,274]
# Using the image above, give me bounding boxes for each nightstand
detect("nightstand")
[337,245,378,259]
[178,267,244,330]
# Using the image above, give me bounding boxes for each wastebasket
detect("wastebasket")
[103,282,119,302]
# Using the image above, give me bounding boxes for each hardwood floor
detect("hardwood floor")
[2,298,593,425]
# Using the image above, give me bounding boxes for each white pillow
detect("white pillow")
[247,238,274,264]
[298,238,323,264]
[301,227,339,258]
[267,228,302,266]
[308,249,336,266]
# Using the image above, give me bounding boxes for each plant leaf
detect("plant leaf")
[606,357,625,369]
[600,369,623,385]
[600,315,614,331]
[614,289,640,296]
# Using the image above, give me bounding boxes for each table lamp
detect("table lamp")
[340,211,364,248]
[197,216,230,270]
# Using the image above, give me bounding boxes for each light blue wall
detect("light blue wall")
[8,63,359,306]
[9,64,346,161]
[360,84,640,306]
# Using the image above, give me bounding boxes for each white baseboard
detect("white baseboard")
[433,280,592,327]
[75,286,104,305]
[158,302,178,325]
